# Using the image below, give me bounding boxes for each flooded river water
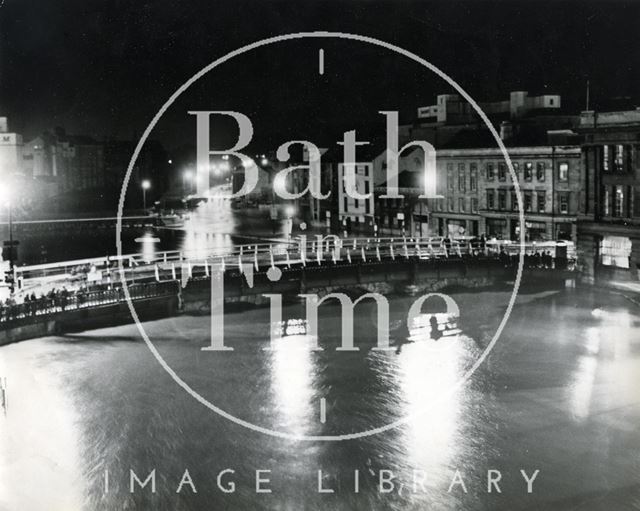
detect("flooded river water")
[1,285,639,510]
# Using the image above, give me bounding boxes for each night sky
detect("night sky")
[1,0,638,151]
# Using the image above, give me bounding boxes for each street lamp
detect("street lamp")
[285,204,295,218]
[141,179,151,210]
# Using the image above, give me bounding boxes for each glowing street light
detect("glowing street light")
[141,179,151,210]
[260,157,269,166]
[285,204,295,218]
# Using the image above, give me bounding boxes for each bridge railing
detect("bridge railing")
[0,280,179,324]
[11,236,575,291]
[2,237,575,325]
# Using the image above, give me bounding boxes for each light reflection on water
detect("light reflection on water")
[397,336,463,476]
[1,289,640,509]
[269,332,316,437]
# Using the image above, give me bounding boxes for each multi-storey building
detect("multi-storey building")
[577,109,640,283]
[22,128,104,194]
[373,146,431,237]
[428,144,582,241]
[399,91,576,149]
[337,161,375,231]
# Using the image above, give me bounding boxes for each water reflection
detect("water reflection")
[135,232,161,263]
[268,319,315,436]
[179,198,235,259]
[408,312,462,343]
[567,306,639,425]
[4,289,640,509]
[400,318,466,473]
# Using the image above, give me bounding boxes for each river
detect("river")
[2,200,295,266]
[1,285,639,510]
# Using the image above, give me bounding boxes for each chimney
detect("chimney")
[500,121,514,141]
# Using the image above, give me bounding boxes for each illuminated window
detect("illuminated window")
[558,162,568,181]
[602,145,609,171]
[614,145,624,172]
[524,162,533,181]
[613,185,624,217]
[600,236,631,268]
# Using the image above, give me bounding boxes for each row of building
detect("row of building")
[0,119,171,212]
[249,91,639,285]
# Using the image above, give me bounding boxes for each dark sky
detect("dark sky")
[0,0,638,150]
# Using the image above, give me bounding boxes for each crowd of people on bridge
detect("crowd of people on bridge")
[497,248,558,269]
[0,287,75,321]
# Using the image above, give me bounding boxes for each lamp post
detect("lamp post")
[141,179,151,210]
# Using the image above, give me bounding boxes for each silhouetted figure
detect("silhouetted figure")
[430,315,442,341]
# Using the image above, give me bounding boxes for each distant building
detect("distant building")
[373,146,430,237]
[399,91,578,150]
[0,116,23,176]
[416,91,561,124]
[22,136,55,178]
[22,128,104,194]
[577,108,640,283]
[334,143,388,233]
[20,131,170,212]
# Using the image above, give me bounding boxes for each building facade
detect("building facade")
[337,162,375,232]
[577,109,640,283]
[428,145,581,241]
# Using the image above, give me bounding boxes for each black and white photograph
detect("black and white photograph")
[0,1,639,509]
